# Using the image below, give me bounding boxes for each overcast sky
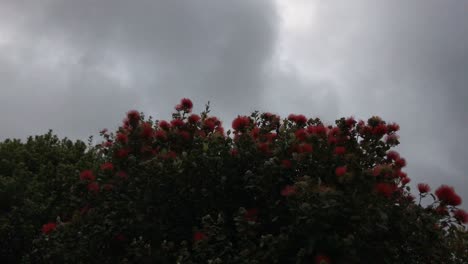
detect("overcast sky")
[0,0,467,208]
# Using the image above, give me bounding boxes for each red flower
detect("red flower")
[315,254,331,264]
[401,177,410,185]
[203,119,216,131]
[177,131,189,141]
[127,110,140,122]
[281,159,292,169]
[395,158,406,168]
[100,162,114,171]
[281,185,296,197]
[387,123,400,132]
[250,126,260,139]
[116,171,128,179]
[116,148,130,159]
[245,208,258,222]
[103,184,114,191]
[317,125,328,134]
[435,185,462,206]
[372,165,383,177]
[288,114,307,125]
[372,124,388,135]
[454,209,468,224]
[334,146,346,155]
[375,183,397,198]
[417,183,431,193]
[188,114,201,124]
[122,118,130,129]
[155,130,167,141]
[232,116,251,131]
[396,170,407,179]
[180,98,193,111]
[116,133,128,144]
[215,126,225,136]
[298,143,313,153]
[230,149,239,156]
[42,222,57,235]
[328,136,338,144]
[295,129,308,141]
[159,120,171,130]
[335,166,347,177]
[193,231,206,242]
[175,104,183,111]
[87,182,100,193]
[257,142,270,154]
[80,170,95,181]
[171,119,184,128]
[140,122,153,139]
[346,117,356,127]
[385,134,399,144]
[386,151,400,161]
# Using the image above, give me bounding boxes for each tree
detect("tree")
[0,131,97,263]
[24,99,468,263]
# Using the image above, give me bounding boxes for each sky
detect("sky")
[0,0,467,208]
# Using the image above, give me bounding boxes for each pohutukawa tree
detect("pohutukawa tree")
[30,99,467,263]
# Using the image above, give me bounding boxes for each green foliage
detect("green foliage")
[0,131,97,262]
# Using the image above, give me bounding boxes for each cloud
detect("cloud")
[0,0,277,139]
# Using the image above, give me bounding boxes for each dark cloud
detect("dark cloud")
[0,0,277,139]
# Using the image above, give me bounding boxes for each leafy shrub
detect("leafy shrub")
[0,131,97,262]
[13,100,468,263]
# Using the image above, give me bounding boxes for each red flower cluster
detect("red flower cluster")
[126,110,140,123]
[375,183,397,198]
[116,133,128,144]
[159,120,171,130]
[386,150,400,161]
[232,116,251,131]
[334,146,346,155]
[435,185,462,206]
[180,98,193,110]
[417,183,431,193]
[188,114,200,124]
[307,125,327,135]
[80,170,95,181]
[288,114,307,125]
[395,158,406,168]
[193,231,206,242]
[42,222,57,235]
[454,209,468,223]
[335,166,347,177]
[175,98,193,112]
[140,122,153,139]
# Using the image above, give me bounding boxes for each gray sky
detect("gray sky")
[0,0,467,208]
